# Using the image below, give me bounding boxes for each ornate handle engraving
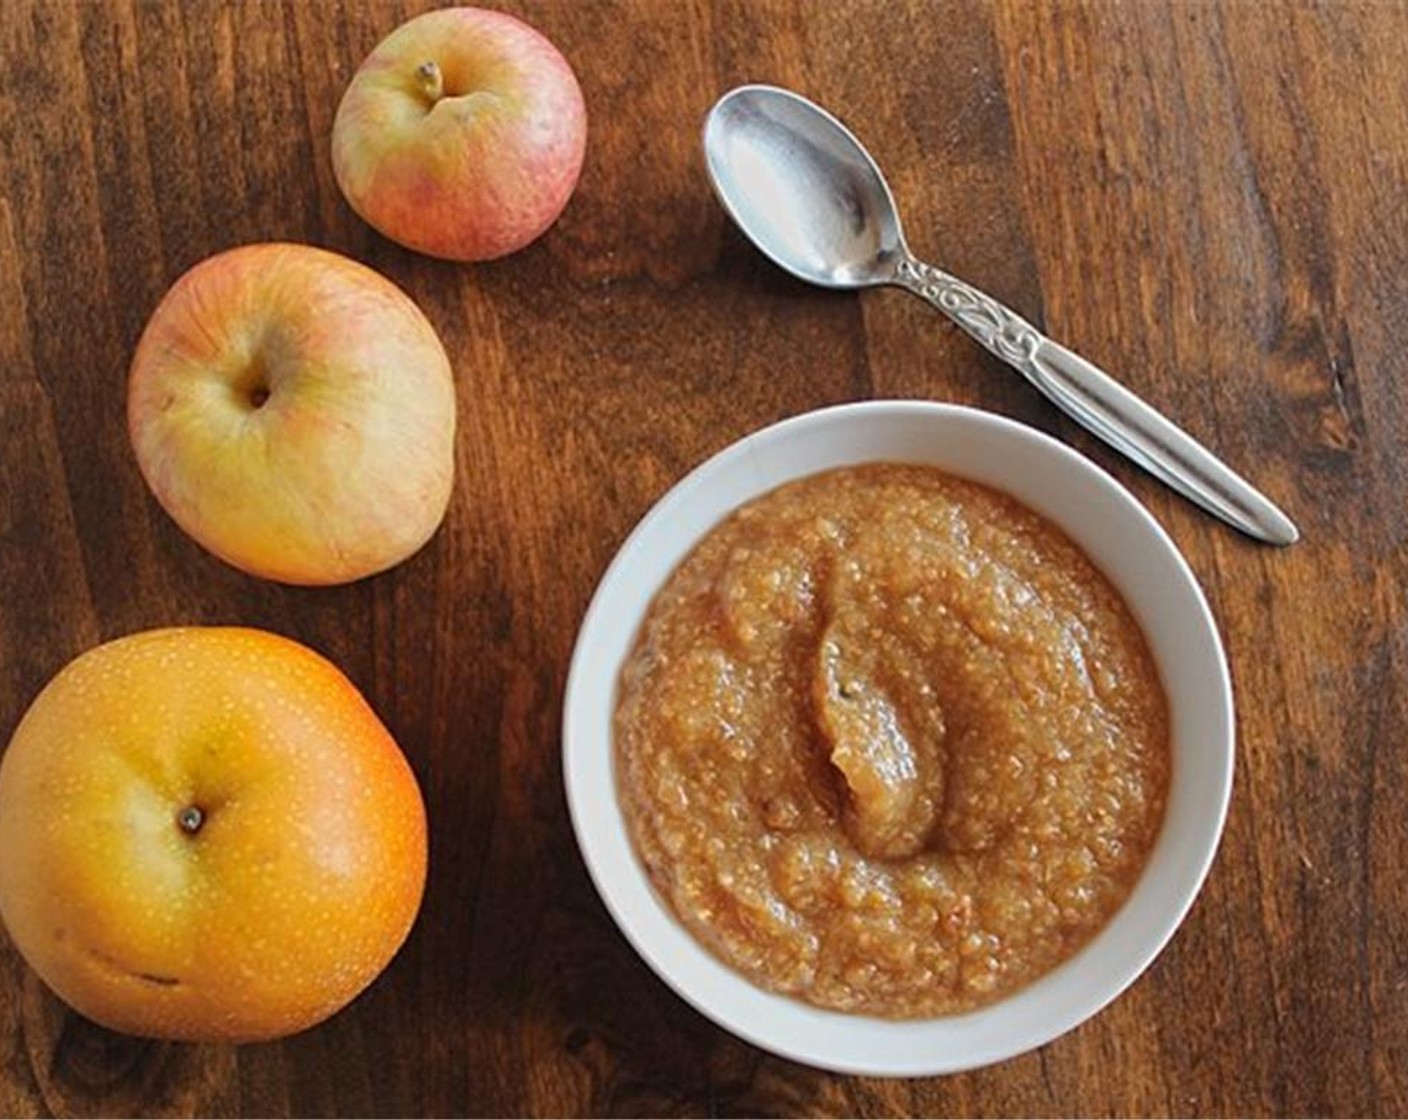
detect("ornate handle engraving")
[893,254,1298,544]
[897,257,1041,369]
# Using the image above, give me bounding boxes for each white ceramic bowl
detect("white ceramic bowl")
[563,401,1233,1076]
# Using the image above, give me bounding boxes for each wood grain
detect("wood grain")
[2,0,1405,1115]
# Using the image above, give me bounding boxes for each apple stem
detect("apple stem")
[415,60,444,104]
[178,805,204,835]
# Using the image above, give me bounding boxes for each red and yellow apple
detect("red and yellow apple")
[332,6,587,262]
[0,627,428,1043]
[128,242,456,586]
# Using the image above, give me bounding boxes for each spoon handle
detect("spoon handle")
[896,257,1298,545]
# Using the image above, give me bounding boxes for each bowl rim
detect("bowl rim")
[563,399,1234,1076]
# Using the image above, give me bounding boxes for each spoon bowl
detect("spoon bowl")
[703,85,906,288]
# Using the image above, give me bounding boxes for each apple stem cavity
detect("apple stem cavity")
[415,60,444,105]
[178,805,205,835]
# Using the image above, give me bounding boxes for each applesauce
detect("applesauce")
[614,464,1169,1018]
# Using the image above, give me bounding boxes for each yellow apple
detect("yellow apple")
[128,242,456,585]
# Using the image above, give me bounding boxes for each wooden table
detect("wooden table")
[2,1,1405,1115]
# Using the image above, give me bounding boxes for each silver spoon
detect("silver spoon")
[703,84,1299,546]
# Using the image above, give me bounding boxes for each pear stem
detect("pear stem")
[415,60,444,103]
[178,805,204,835]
